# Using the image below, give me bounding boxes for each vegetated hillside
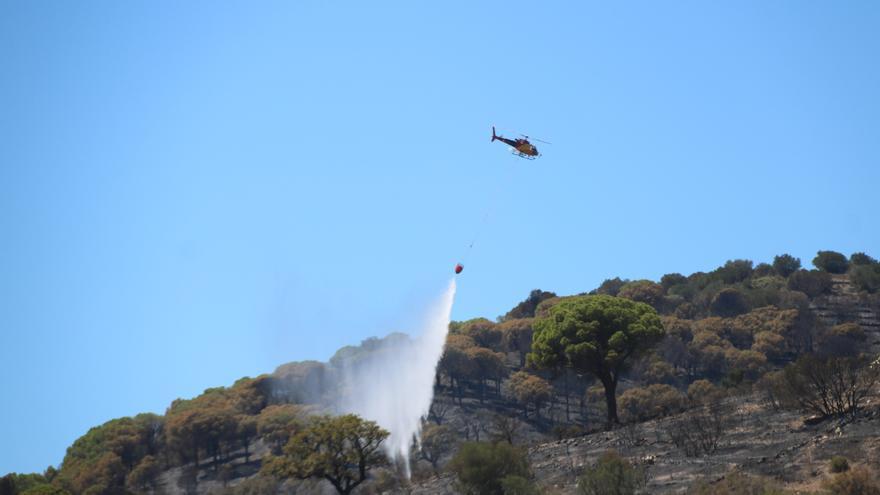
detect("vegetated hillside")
[4,251,880,495]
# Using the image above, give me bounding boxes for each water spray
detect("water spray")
[335,278,457,477]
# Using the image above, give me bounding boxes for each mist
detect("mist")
[332,278,456,477]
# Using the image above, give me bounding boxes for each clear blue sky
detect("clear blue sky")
[2,1,878,474]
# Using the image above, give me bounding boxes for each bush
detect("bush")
[773,254,802,277]
[820,323,868,357]
[618,280,665,307]
[788,270,833,298]
[713,260,754,284]
[710,288,750,317]
[830,456,850,473]
[851,264,880,293]
[824,467,880,495]
[668,404,730,456]
[781,355,880,419]
[850,252,877,266]
[753,262,775,277]
[619,384,685,422]
[814,251,849,274]
[577,451,644,495]
[449,442,531,495]
[687,471,785,494]
[499,475,539,495]
[687,379,724,405]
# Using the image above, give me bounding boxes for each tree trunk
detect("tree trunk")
[601,375,619,425]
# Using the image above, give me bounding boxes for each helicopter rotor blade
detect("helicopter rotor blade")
[520,134,552,145]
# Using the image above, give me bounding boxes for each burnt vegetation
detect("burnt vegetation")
[5,250,880,494]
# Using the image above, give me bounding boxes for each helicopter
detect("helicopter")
[491,126,550,159]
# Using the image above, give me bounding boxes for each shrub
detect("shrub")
[668,404,730,456]
[577,451,644,495]
[820,323,868,357]
[618,280,665,307]
[713,259,754,284]
[687,379,724,405]
[850,252,877,266]
[824,467,880,495]
[710,288,750,317]
[781,355,880,419]
[619,384,685,422]
[687,471,785,494]
[499,475,539,495]
[814,251,849,274]
[830,456,850,473]
[788,270,833,298]
[449,442,531,495]
[773,254,802,277]
[661,273,688,290]
[753,262,775,277]
[851,264,880,293]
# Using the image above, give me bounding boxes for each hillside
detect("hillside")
[4,250,880,495]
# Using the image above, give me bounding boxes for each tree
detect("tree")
[418,424,456,471]
[448,442,531,495]
[438,334,477,403]
[772,254,801,277]
[577,451,644,495]
[507,371,552,419]
[499,318,535,367]
[709,288,750,317]
[660,273,687,290]
[125,455,160,492]
[257,404,304,455]
[503,289,557,321]
[788,269,833,298]
[263,414,388,495]
[712,259,754,284]
[593,278,628,296]
[465,347,508,402]
[851,264,880,293]
[617,280,664,308]
[813,250,849,274]
[529,295,665,424]
[489,413,522,445]
[850,252,877,266]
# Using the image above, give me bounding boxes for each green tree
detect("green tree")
[710,288,750,317]
[772,254,801,277]
[813,250,849,274]
[448,442,531,495]
[577,451,644,495]
[263,414,388,495]
[529,295,665,424]
[850,252,877,266]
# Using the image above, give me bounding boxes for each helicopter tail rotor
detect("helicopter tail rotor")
[491,126,497,142]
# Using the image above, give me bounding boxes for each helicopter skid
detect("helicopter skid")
[512,150,538,160]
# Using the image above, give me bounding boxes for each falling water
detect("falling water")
[335,278,456,477]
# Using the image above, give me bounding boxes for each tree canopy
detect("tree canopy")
[529,295,664,424]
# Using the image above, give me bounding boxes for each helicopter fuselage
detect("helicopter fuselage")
[495,136,539,157]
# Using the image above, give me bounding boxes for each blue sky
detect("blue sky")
[2,1,878,474]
